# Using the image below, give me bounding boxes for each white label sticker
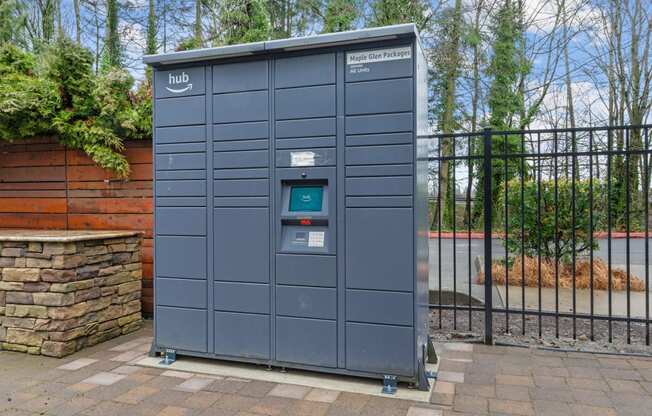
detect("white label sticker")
[308,231,325,248]
[346,46,412,65]
[290,151,315,167]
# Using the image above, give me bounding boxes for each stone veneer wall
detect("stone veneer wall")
[0,236,142,357]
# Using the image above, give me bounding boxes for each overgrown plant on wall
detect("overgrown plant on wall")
[0,39,151,178]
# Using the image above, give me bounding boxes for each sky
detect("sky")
[56,0,648,131]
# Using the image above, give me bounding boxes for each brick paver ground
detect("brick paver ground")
[0,321,442,416]
[2,321,651,415]
[432,341,652,415]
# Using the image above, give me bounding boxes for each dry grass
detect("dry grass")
[476,256,645,291]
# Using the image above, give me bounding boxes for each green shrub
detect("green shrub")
[499,178,606,263]
[0,39,151,178]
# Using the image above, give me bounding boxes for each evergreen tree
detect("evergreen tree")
[0,0,28,48]
[322,0,359,33]
[146,0,157,55]
[471,0,525,227]
[41,0,56,44]
[486,0,522,131]
[74,0,81,44]
[218,0,270,45]
[194,0,202,47]
[145,0,157,80]
[431,0,463,229]
[267,0,317,39]
[103,0,122,69]
[369,0,431,30]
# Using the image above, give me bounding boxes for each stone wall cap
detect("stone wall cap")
[0,229,142,243]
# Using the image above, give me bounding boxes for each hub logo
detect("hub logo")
[165,71,193,94]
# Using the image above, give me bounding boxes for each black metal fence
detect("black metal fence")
[427,125,652,346]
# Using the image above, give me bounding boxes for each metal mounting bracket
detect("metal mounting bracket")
[382,375,398,395]
[427,336,438,364]
[159,349,177,365]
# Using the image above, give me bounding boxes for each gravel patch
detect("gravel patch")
[430,308,652,355]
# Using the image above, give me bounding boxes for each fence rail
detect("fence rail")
[426,125,652,347]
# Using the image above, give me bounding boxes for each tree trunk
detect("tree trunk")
[41,0,55,43]
[74,0,81,44]
[195,0,202,46]
[435,0,463,230]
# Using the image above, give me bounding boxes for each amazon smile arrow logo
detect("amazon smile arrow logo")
[166,71,193,94]
[165,83,193,93]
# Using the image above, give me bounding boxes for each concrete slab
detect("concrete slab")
[135,356,437,402]
[429,238,652,303]
[162,370,194,379]
[496,285,652,318]
[407,407,443,416]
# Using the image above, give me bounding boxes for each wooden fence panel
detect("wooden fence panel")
[0,138,154,315]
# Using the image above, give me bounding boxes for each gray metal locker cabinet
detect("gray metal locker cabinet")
[145,23,431,389]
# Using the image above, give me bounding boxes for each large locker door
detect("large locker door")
[154,66,209,353]
[344,45,416,376]
[212,60,271,359]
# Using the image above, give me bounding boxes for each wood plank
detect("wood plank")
[67,163,152,181]
[67,214,152,236]
[0,182,66,190]
[68,197,152,214]
[141,246,153,263]
[124,140,151,148]
[65,149,91,166]
[66,142,152,165]
[0,190,67,198]
[142,299,153,315]
[142,262,152,279]
[0,150,65,168]
[67,180,152,191]
[0,198,67,213]
[67,189,152,199]
[0,166,65,182]
[124,147,152,164]
[0,213,67,228]
[0,137,59,153]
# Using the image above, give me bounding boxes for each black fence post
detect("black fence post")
[483,127,493,345]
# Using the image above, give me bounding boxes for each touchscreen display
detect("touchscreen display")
[289,186,323,212]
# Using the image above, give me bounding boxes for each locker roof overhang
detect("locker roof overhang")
[143,23,420,67]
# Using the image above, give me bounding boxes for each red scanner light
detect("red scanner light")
[300,219,312,226]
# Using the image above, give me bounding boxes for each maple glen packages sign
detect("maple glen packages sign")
[145,24,431,389]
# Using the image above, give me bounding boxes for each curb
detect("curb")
[429,231,651,239]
